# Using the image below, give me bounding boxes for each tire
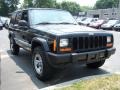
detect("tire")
[86,60,105,68]
[0,26,3,30]
[10,37,19,55]
[32,46,53,81]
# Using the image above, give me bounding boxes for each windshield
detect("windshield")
[107,20,119,25]
[29,9,77,25]
[96,20,104,23]
[83,18,92,23]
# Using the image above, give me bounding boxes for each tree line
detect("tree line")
[0,0,81,16]
[0,0,119,16]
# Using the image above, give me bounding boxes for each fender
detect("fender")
[31,37,50,52]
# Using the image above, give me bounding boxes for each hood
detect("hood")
[31,25,106,36]
[90,23,99,27]
[82,21,90,25]
[101,24,112,28]
[114,24,120,27]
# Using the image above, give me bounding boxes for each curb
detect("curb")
[39,73,116,90]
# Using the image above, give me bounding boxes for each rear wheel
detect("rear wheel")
[32,46,53,81]
[86,60,105,68]
[10,37,19,55]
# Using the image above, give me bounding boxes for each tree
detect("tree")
[8,0,19,12]
[81,6,93,11]
[34,0,57,8]
[0,0,9,16]
[0,0,19,16]
[60,1,81,15]
[95,0,119,9]
[21,0,81,15]
[22,0,34,8]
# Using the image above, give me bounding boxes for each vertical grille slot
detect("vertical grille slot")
[90,36,94,48]
[79,37,84,49]
[103,36,107,47]
[73,37,78,50]
[95,36,99,48]
[85,37,89,49]
[99,36,103,47]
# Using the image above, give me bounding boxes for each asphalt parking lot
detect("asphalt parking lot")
[0,29,120,90]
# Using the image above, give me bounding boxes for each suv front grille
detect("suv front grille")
[72,35,107,52]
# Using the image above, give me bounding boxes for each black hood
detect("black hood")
[31,25,106,36]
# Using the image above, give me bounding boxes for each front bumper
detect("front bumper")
[114,27,120,31]
[46,48,116,68]
[101,27,113,30]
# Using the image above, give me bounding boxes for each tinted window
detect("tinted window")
[21,11,28,22]
[15,12,22,24]
[10,12,17,24]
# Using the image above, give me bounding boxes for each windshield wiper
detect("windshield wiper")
[36,22,77,25]
[58,22,77,25]
[36,22,56,25]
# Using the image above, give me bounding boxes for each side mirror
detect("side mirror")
[18,20,29,29]
[0,25,3,30]
[4,20,9,29]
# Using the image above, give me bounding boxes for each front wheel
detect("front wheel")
[10,37,19,55]
[0,26,3,30]
[86,60,105,68]
[32,47,53,81]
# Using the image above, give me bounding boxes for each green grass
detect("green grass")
[57,75,120,90]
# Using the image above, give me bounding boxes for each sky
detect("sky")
[20,0,97,7]
[57,0,97,7]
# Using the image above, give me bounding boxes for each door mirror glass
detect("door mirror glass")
[18,20,28,27]
[4,20,9,29]
[18,20,29,29]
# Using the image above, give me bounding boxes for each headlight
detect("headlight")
[107,36,112,43]
[60,39,69,47]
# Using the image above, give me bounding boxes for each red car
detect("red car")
[89,20,105,29]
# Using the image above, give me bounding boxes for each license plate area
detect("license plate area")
[99,52,105,58]
[87,51,105,61]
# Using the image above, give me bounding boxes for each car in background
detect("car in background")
[76,17,87,25]
[80,18,98,26]
[0,18,3,30]
[89,20,106,29]
[113,23,120,31]
[101,20,120,30]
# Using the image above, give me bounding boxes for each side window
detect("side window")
[21,11,28,22]
[15,12,22,24]
[10,12,17,25]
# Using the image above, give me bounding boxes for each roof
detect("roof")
[14,8,67,12]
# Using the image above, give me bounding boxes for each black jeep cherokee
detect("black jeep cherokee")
[8,8,115,80]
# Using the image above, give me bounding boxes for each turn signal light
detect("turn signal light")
[106,43,113,47]
[60,48,72,52]
[53,40,56,51]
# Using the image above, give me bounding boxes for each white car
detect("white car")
[113,23,120,31]
[0,19,3,30]
[76,17,87,24]
[89,20,105,29]
[81,18,98,26]
[101,20,119,30]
